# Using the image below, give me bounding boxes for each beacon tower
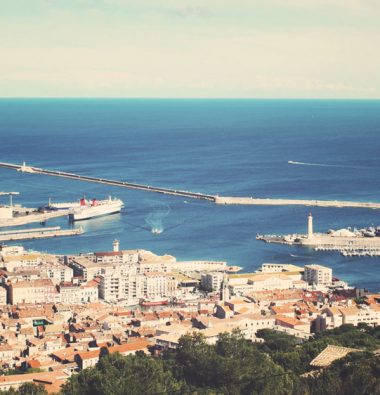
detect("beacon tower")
[307,213,313,239]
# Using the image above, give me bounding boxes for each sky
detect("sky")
[0,0,379,98]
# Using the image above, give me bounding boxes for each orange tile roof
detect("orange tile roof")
[276,315,309,327]
[108,340,150,354]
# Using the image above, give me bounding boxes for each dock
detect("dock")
[2,161,380,210]
[0,210,70,228]
[0,226,83,242]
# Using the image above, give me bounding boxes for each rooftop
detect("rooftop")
[310,345,361,367]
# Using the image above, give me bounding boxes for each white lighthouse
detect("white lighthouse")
[307,213,313,239]
[113,239,120,252]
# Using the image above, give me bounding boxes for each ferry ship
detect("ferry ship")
[69,197,123,221]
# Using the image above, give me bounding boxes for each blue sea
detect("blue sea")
[1,99,380,291]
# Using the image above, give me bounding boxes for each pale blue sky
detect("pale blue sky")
[1,0,379,98]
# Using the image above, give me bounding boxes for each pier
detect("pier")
[0,226,83,242]
[0,210,70,228]
[0,162,215,201]
[2,162,380,210]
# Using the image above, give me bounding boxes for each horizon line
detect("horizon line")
[0,97,379,101]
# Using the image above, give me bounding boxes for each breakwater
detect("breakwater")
[214,196,380,209]
[2,162,380,210]
[0,162,215,201]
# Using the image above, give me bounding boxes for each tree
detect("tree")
[61,352,187,395]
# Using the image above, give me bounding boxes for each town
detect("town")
[0,240,379,392]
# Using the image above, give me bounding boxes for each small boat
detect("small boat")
[139,297,169,307]
[151,228,163,235]
[226,266,242,273]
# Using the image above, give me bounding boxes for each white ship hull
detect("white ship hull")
[49,201,86,210]
[69,198,123,221]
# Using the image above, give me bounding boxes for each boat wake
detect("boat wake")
[288,160,371,169]
[290,254,313,259]
[145,201,171,235]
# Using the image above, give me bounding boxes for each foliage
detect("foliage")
[0,368,44,376]
[61,351,187,395]
[5,325,378,395]
[1,383,48,395]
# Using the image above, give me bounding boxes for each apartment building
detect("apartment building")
[303,264,332,286]
[8,279,60,305]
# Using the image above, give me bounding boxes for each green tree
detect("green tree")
[61,352,187,395]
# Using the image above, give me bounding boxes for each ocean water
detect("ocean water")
[1,99,380,290]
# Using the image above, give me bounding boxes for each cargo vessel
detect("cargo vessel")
[69,197,123,221]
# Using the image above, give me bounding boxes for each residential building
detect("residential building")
[303,264,332,286]
[8,279,60,305]
[201,272,224,291]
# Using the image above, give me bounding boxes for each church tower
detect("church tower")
[220,272,230,302]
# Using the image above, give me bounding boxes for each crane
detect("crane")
[0,192,20,207]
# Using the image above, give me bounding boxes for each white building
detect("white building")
[69,257,108,281]
[9,279,60,305]
[40,262,73,285]
[322,305,380,328]
[259,263,303,273]
[99,268,178,303]
[94,249,139,265]
[59,281,98,304]
[303,264,332,286]
[0,245,24,257]
[201,272,224,291]
[171,260,227,273]
[2,254,42,272]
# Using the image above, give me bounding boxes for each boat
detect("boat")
[47,197,90,210]
[151,228,163,235]
[139,297,169,307]
[69,196,123,221]
[226,265,242,273]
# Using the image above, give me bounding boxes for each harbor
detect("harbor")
[257,213,380,257]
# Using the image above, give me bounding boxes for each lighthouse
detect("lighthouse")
[113,239,120,252]
[307,213,313,239]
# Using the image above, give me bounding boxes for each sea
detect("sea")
[0,99,380,291]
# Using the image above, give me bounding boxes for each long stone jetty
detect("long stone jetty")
[214,196,380,209]
[0,162,215,201]
[2,162,380,210]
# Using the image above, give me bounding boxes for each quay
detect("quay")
[257,213,380,257]
[0,226,83,242]
[0,226,60,236]
[0,210,70,228]
[2,162,380,210]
